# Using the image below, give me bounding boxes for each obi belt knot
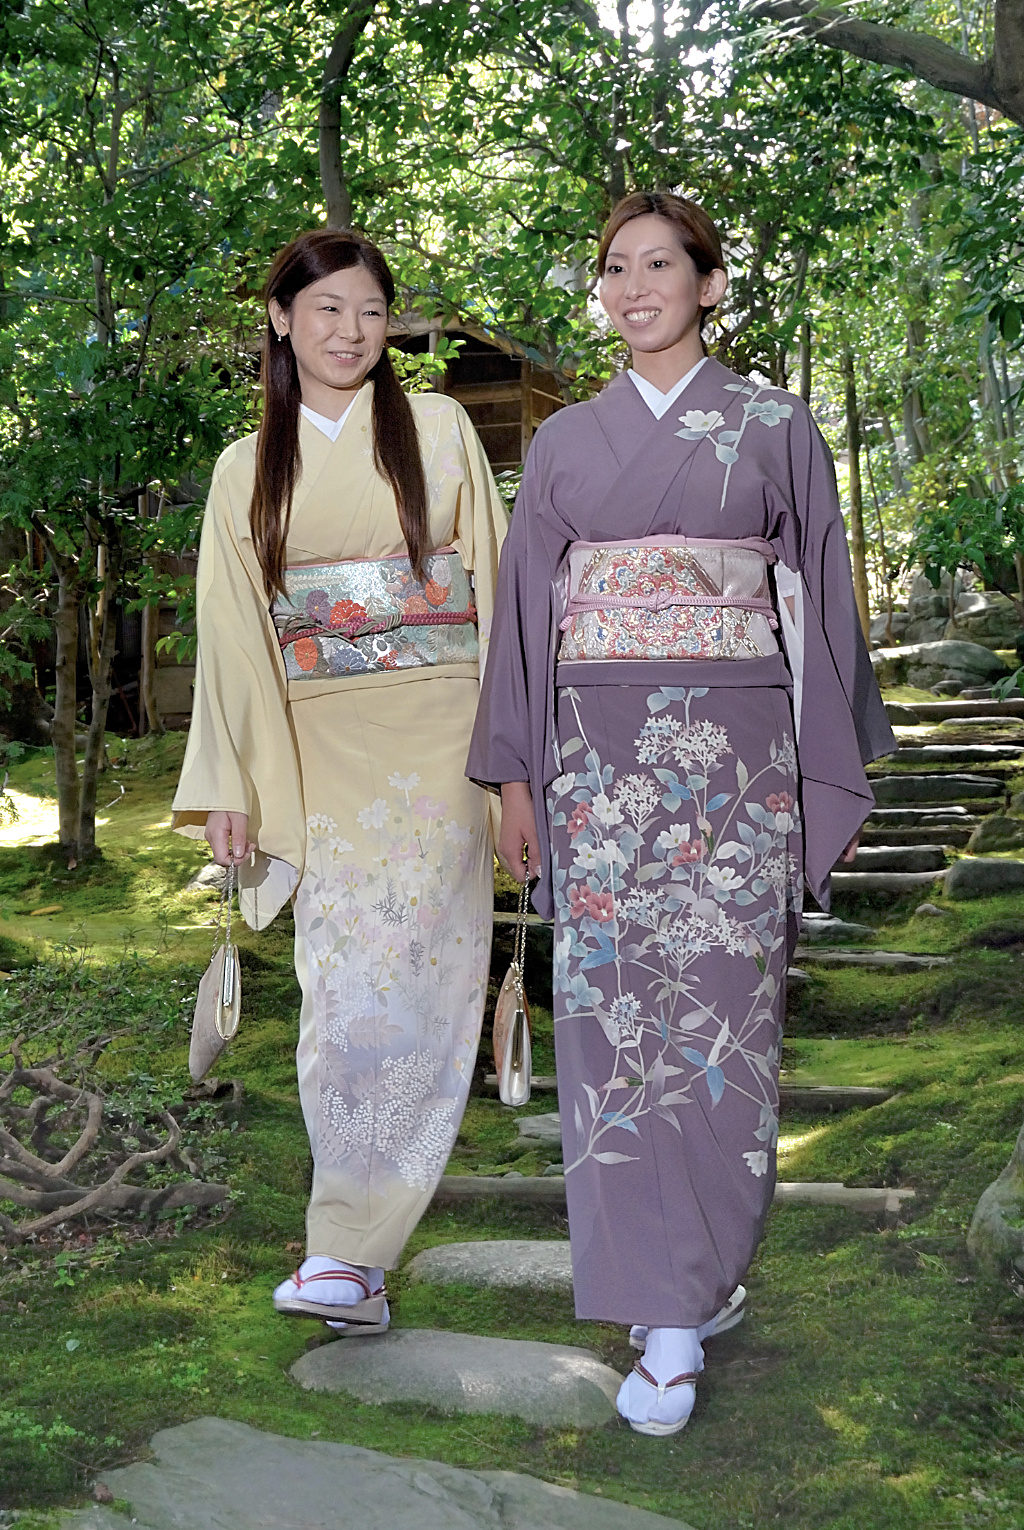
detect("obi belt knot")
[558,536,781,663]
[273,548,478,680]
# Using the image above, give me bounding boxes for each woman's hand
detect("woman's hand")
[498,781,541,883]
[205,811,256,867]
[840,832,861,864]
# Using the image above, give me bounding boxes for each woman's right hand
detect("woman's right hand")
[498,781,541,883]
[205,811,256,867]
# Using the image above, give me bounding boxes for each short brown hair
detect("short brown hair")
[597,192,725,332]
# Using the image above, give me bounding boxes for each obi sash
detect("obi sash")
[558,535,780,662]
[273,548,478,681]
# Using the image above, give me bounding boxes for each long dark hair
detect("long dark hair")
[597,191,725,340]
[251,229,429,598]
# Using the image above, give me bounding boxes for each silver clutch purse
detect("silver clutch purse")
[189,864,242,1083]
[492,877,532,1107]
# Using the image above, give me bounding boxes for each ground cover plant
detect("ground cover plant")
[0,736,1023,1528]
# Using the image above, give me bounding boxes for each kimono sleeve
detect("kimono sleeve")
[770,403,896,909]
[170,444,305,927]
[448,400,510,680]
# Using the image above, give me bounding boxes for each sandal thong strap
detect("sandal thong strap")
[291,1267,382,1299]
[632,1360,699,1401]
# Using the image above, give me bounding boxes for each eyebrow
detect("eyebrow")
[605,245,676,261]
[313,291,384,302]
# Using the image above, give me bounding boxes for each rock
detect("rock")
[772,1184,914,1215]
[968,1121,1024,1279]
[944,590,1022,651]
[405,1240,574,1293]
[185,861,228,893]
[1012,791,1024,814]
[883,701,921,725]
[895,744,1024,763]
[945,857,1024,899]
[914,902,951,917]
[871,774,1004,804]
[843,846,946,873]
[871,640,1009,691]
[799,914,873,942]
[542,1161,565,1175]
[292,1329,623,1428]
[778,1084,894,1112]
[967,816,1024,853]
[794,948,950,970]
[829,870,945,894]
[515,1112,563,1147]
[869,612,911,647]
[868,807,972,825]
[60,1416,693,1530]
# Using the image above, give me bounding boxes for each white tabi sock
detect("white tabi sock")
[616,1326,704,1432]
[273,1255,385,1308]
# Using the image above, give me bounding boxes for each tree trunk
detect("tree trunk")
[140,600,162,736]
[799,320,812,404]
[50,561,82,857]
[318,4,376,227]
[842,349,871,641]
[77,555,119,859]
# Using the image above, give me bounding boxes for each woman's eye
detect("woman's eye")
[606,264,623,275]
[650,260,667,269]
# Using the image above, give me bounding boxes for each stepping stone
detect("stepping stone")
[842,845,946,873]
[860,826,972,848]
[945,857,1024,900]
[871,774,1005,804]
[884,702,922,725]
[432,1176,913,1216]
[778,1084,894,1112]
[868,807,973,824]
[829,870,946,893]
[406,1239,574,1293]
[292,1329,623,1428]
[910,698,1024,722]
[799,914,873,942]
[967,816,1024,852]
[894,744,1024,763]
[63,1416,692,1530]
[516,1112,563,1146]
[793,948,950,970]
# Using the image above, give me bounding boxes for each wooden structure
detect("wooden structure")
[389,315,569,474]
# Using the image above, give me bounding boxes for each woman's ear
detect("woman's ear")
[268,297,288,340]
[702,268,728,308]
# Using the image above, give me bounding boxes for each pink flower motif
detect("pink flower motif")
[671,839,705,866]
[568,803,592,839]
[766,791,794,813]
[585,891,614,922]
[413,795,447,819]
[569,884,589,919]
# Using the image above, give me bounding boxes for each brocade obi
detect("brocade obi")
[273,548,478,681]
[557,536,780,662]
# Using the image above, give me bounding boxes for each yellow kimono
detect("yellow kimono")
[173,384,508,1266]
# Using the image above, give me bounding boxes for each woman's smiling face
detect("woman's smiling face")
[599,213,726,359]
[269,265,389,417]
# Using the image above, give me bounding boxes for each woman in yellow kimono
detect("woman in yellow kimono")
[172,229,507,1333]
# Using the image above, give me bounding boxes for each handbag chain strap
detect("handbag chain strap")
[213,862,235,958]
[511,873,529,1004]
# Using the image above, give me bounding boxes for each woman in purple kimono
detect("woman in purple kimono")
[467,192,894,1436]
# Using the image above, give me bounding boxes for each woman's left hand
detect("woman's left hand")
[840,832,860,864]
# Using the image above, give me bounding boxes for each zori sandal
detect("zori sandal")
[273,1263,387,1324]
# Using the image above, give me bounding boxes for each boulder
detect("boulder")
[869,612,910,647]
[914,902,951,917]
[945,590,1022,651]
[883,701,921,726]
[291,1329,623,1428]
[967,816,1024,853]
[871,641,1009,692]
[945,857,1024,900]
[185,861,228,893]
[968,1121,1024,1279]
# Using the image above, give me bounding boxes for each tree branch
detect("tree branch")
[747,0,1023,123]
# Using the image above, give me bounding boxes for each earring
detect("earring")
[276,330,286,343]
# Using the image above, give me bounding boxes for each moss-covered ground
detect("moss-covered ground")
[2,736,1024,1528]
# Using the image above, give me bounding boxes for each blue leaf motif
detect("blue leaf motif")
[706,1065,725,1104]
[714,444,739,464]
[601,1111,640,1135]
[717,430,740,443]
[682,1047,708,1068]
[706,792,730,811]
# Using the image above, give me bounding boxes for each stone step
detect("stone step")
[908,698,1024,722]
[432,1174,914,1217]
[829,869,946,894]
[799,914,874,942]
[867,806,976,825]
[871,774,1005,805]
[483,1077,897,1114]
[793,947,951,970]
[840,845,947,873]
[860,826,972,847]
[891,744,1024,764]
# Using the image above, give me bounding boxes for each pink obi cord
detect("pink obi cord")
[559,537,779,632]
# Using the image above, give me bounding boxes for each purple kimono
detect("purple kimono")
[467,361,894,1328]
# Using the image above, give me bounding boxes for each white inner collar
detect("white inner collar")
[628,356,708,419]
[300,396,358,441]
